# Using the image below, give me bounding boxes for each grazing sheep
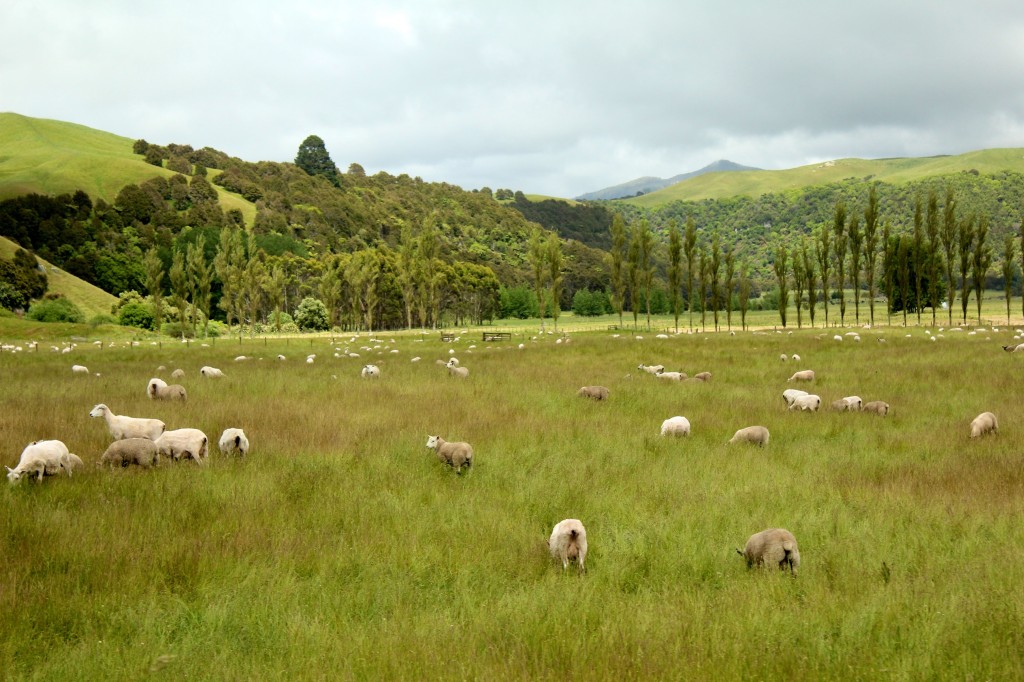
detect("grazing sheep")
[788,370,815,382]
[171,368,185,379]
[637,363,664,375]
[101,438,159,469]
[655,370,686,381]
[779,354,788,362]
[729,426,770,446]
[549,519,588,572]
[660,416,691,437]
[792,354,801,362]
[361,364,381,379]
[234,355,249,362]
[62,453,84,475]
[6,440,73,483]
[218,428,250,457]
[446,359,470,378]
[577,386,609,401]
[969,412,998,438]
[737,528,800,575]
[830,398,851,411]
[693,371,712,382]
[89,404,165,441]
[147,378,187,401]
[446,357,460,367]
[842,396,863,411]
[200,366,225,378]
[863,400,890,416]
[1002,343,1024,352]
[425,435,474,473]
[789,394,821,412]
[155,428,209,463]
[72,364,89,374]
[783,389,809,406]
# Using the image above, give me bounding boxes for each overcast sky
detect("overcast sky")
[4,1,1024,197]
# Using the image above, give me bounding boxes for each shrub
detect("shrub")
[294,297,329,331]
[89,313,118,327]
[26,296,84,323]
[118,302,155,330]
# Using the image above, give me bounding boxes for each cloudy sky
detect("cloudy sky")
[4,1,1024,197]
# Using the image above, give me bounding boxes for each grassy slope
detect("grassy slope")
[0,112,256,225]
[0,235,116,320]
[1,327,1023,679]
[624,148,1024,206]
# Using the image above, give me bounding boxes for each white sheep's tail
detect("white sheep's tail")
[781,541,797,571]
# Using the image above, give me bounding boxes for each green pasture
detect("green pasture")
[1,324,1023,680]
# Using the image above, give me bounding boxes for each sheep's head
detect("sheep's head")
[89,404,107,418]
[425,435,440,449]
[6,467,21,483]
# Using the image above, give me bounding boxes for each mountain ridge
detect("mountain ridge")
[576,159,760,201]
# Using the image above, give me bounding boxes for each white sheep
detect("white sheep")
[218,428,250,457]
[155,428,209,464]
[71,364,89,374]
[577,386,609,401]
[788,369,815,382]
[147,378,187,401]
[637,363,664,375]
[779,354,788,362]
[171,368,185,379]
[783,389,809,406]
[234,355,249,362]
[549,519,588,572]
[446,359,469,378]
[792,354,801,362]
[200,366,225,378]
[737,528,800,575]
[447,357,460,367]
[425,435,474,473]
[789,394,821,412]
[101,438,159,468]
[6,440,74,483]
[842,396,863,411]
[863,401,890,416]
[655,370,686,381]
[660,416,691,437]
[361,364,381,379]
[729,425,770,446]
[970,412,998,438]
[692,371,712,382]
[89,404,166,441]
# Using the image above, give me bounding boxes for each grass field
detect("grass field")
[2,321,1023,680]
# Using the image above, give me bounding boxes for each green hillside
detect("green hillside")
[0,235,116,319]
[0,113,255,224]
[624,148,1024,206]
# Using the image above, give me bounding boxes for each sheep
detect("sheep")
[792,354,801,362]
[842,396,863,411]
[788,370,815,382]
[72,364,89,374]
[361,364,381,379]
[783,389,809,406]
[447,357,460,367]
[155,428,209,464]
[100,438,159,468]
[171,368,185,379]
[577,386,609,401]
[218,428,249,457]
[737,528,800,575]
[200,366,225,378]
[549,519,588,572]
[729,426,770,446]
[969,412,998,438]
[62,453,84,475]
[147,378,187,401]
[692,371,712,382]
[789,394,821,412]
[445,359,470,378]
[89,404,165,441]
[863,401,890,416]
[655,370,686,381]
[779,354,788,362]
[425,435,473,473]
[637,363,664,375]
[1002,343,1024,352]
[6,440,72,483]
[660,416,691,437]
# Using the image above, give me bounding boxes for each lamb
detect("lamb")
[789,394,821,412]
[655,370,686,381]
[660,416,691,437]
[446,359,470,378]
[200,366,225,378]
[361,364,381,379]
[62,453,84,475]
[1002,343,1024,352]
[155,428,209,464]
[218,428,250,457]
[6,440,73,483]
[548,519,588,572]
[72,364,89,374]
[830,396,862,412]
[692,371,712,382]
[100,438,159,468]
[783,389,809,406]
[425,435,474,473]
[969,412,998,438]
[788,370,815,382]
[863,401,890,416]
[171,368,185,379]
[147,378,187,401]
[637,363,664,375]
[577,386,609,401]
[729,425,770,446]
[737,528,800,575]
[779,354,788,362]
[89,404,166,441]
[792,354,801,362]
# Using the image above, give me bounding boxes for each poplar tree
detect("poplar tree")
[881,220,894,326]
[801,239,816,328]
[627,223,641,329]
[169,249,189,337]
[833,201,848,325]
[912,197,924,324]
[667,220,683,333]
[709,233,722,331]
[897,236,912,327]
[609,214,627,328]
[1002,234,1016,326]
[738,261,751,330]
[263,265,287,332]
[214,227,245,334]
[973,215,992,322]
[546,233,563,332]
[848,212,862,323]
[815,226,831,327]
[698,244,709,331]
[862,185,880,325]
[940,186,958,324]
[683,217,698,329]
[724,245,736,331]
[773,244,789,328]
[187,235,213,338]
[792,242,805,329]
[925,190,941,325]
[637,220,655,330]
[144,248,164,336]
[957,213,975,324]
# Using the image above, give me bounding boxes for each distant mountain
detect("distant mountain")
[576,160,760,201]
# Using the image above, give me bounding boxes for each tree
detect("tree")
[957,213,975,324]
[801,239,816,328]
[187,236,213,338]
[773,244,789,328]
[881,220,894,326]
[263,265,287,332]
[863,184,880,326]
[683,217,698,329]
[608,214,627,329]
[709,233,722,331]
[169,249,190,337]
[724,245,736,331]
[738,262,751,331]
[833,200,848,325]
[925,190,941,325]
[912,196,925,325]
[698,244,710,331]
[397,224,418,330]
[214,227,246,334]
[242,234,265,337]
[346,249,381,332]
[792,242,806,329]
[294,297,329,331]
[417,217,441,328]
[1002,234,1016,326]
[636,220,655,330]
[940,186,958,325]
[972,215,992,322]
[667,220,682,332]
[546,234,564,332]
[319,261,343,329]
[144,248,164,335]
[897,235,912,326]
[627,223,641,329]
[528,228,548,329]
[848,212,862,323]
[815,226,831,328]
[294,135,339,186]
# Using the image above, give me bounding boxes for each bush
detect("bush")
[27,296,84,323]
[118,302,155,330]
[294,297,329,331]
[161,321,195,339]
[89,313,118,327]
[500,286,538,319]
[571,289,612,317]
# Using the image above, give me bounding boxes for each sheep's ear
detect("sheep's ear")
[4,466,12,473]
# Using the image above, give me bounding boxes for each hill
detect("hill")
[622,148,1024,207]
[577,160,759,201]
[0,113,256,225]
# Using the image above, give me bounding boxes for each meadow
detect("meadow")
[2,323,1023,680]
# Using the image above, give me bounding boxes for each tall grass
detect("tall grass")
[1,328,1023,679]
